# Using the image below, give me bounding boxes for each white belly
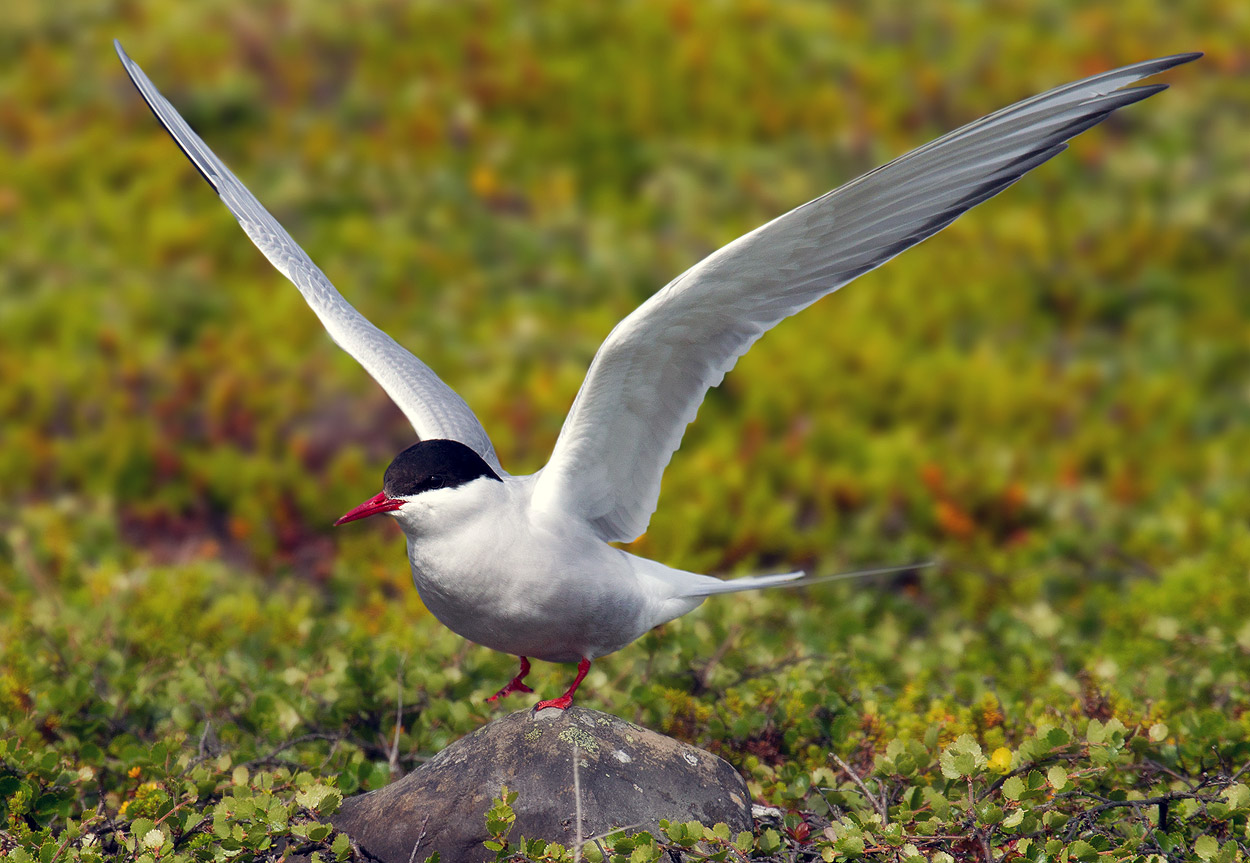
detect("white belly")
[389,473,705,663]
[404,508,656,663]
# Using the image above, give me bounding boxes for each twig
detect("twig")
[976,754,1068,803]
[317,736,344,773]
[830,753,886,821]
[731,653,810,686]
[569,744,649,857]
[1141,757,1197,789]
[1229,759,1250,785]
[198,721,213,758]
[580,824,644,849]
[406,814,431,863]
[693,625,743,692]
[573,742,585,859]
[349,834,387,863]
[242,733,346,767]
[389,655,407,778]
[46,812,101,863]
[1064,789,1224,812]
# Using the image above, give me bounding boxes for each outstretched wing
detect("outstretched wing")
[114,41,504,474]
[532,53,1199,542]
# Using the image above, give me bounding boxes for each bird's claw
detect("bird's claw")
[486,680,534,702]
[533,695,573,711]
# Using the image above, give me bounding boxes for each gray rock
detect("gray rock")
[333,707,752,862]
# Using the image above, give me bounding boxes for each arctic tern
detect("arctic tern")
[116,42,1198,710]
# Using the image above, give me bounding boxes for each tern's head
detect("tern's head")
[334,439,502,528]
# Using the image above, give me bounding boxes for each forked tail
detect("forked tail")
[678,562,931,598]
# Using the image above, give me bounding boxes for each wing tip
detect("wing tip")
[113,38,135,70]
[1109,82,1171,106]
[114,41,223,194]
[1160,51,1204,68]
[1121,51,1203,81]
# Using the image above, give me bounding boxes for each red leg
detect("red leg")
[487,656,534,702]
[534,657,592,711]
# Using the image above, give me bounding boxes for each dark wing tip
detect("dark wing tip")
[114,40,221,193]
[1104,82,1171,109]
[1138,52,1203,75]
[1165,51,1204,65]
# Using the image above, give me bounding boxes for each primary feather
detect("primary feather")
[530,54,1200,543]
[113,40,504,474]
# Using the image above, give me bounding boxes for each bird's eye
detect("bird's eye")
[427,476,446,490]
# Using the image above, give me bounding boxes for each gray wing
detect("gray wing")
[114,41,504,474]
[531,53,1199,542]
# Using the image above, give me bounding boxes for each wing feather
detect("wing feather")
[532,54,1199,542]
[114,41,504,474]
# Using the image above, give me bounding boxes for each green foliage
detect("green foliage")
[484,739,1250,861]
[0,732,351,862]
[481,787,760,863]
[3,0,1249,861]
[484,786,521,857]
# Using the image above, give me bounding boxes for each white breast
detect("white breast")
[396,475,671,663]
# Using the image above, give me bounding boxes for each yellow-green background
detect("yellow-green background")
[2,0,1249,852]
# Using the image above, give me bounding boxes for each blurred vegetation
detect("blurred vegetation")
[2,0,1249,860]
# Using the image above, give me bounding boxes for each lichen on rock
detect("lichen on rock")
[332,707,752,863]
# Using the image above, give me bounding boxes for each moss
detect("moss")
[557,727,599,756]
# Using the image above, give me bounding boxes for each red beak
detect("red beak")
[334,492,404,526]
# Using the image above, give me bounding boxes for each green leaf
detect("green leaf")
[1002,776,1025,800]
[925,787,951,819]
[1044,728,1070,749]
[836,833,866,855]
[1103,718,1127,744]
[923,724,940,750]
[939,733,986,779]
[296,785,330,810]
[316,789,343,815]
[1222,783,1250,810]
[1068,839,1098,862]
[1194,835,1219,861]
[629,843,659,863]
[976,803,1003,825]
[1046,765,1068,791]
[756,828,781,855]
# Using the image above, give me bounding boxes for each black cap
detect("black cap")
[382,439,503,498]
